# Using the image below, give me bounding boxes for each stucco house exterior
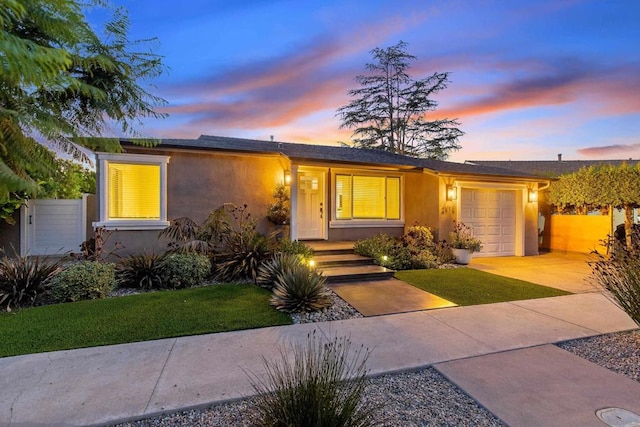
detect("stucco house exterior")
[93,135,548,257]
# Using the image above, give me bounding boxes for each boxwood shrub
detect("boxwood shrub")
[51,261,116,303]
[162,253,210,289]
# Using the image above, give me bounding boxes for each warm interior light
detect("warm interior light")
[284,171,292,186]
[528,190,538,203]
[446,185,457,201]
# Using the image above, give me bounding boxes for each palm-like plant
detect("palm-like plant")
[256,252,305,290]
[116,253,166,290]
[0,254,64,311]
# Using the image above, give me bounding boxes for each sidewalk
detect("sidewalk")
[1,292,638,427]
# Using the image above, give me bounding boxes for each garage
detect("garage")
[459,188,516,256]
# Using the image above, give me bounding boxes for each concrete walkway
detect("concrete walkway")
[1,292,638,427]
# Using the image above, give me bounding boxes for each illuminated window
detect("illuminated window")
[335,174,401,220]
[95,153,170,230]
[108,163,160,219]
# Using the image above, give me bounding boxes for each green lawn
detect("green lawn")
[0,284,291,358]
[395,268,571,306]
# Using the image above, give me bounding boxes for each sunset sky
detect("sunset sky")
[97,0,640,162]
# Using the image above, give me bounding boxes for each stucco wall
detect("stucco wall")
[547,214,611,253]
[0,210,20,255]
[328,226,403,241]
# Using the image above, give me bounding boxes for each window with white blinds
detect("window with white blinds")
[95,152,169,230]
[335,174,401,220]
[108,163,160,219]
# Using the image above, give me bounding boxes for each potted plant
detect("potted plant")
[266,184,290,238]
[448,221,482,265]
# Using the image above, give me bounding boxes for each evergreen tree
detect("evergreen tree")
[337,41,463,160]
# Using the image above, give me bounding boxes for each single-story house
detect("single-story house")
[93,135,548,257]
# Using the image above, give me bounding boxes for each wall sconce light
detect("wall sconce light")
[446,185,457,201]
[284,170,292,186]
[528,189,538,203]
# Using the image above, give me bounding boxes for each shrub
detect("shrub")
[353,233,396,261]
[51,261,116,303]
[256,252,305,290]
[271,263,331,313]
[248,333,379,427]
[591,232,640,326]
[277,238,313,261]
[116,253,166,290]
[162,253,210,289]
[0,254,63,311]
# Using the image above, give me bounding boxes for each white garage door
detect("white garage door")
[460,189,515,256]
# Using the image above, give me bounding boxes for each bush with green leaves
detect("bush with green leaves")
[162,253,211,289]
[354,225,448,270]
[590,232,640,326]
[51,261,116,303]
[116,253,166,290]
[0,254,63,311]
[276,238,314,261]
[248,333,379,427]
[271,263,331,313]
[256,252,305,290]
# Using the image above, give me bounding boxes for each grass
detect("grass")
[0,284,292,358]
[395,268,571,306]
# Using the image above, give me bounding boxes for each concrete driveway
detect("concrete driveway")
[468,251,597,293]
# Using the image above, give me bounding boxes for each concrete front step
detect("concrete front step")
[321,264,395,283]
[313,253,373,267]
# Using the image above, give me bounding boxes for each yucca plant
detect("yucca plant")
[271,263,331,313]
[248,332,380,427]
[256,252,305,290]
[116,253,167,290]
[0,254,63,311]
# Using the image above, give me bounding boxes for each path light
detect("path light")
[382,255,388,262]
[309,259,315,267]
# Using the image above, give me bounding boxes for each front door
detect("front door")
[297,170,324,239]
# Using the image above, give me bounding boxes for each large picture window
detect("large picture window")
[95,153,170,230]
[335,174,401,220]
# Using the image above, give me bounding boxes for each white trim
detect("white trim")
[330,220,405,229]
[19,204,27,257]
[92,220,170,231]
[96,152,170,230]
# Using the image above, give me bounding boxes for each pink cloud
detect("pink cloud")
[577,143,640,158]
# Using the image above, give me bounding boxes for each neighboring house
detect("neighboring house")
[93,135,549,257]
[467,156,640,253]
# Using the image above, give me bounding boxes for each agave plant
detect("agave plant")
[256,252,305,290]
[116,253,167,290]
[0,254,64,311]
[270,263,331,313]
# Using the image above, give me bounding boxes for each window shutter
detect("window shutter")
[386,177,400,219]
[353,176,385,219]
[335,174,352,219]
[108,163,161,219]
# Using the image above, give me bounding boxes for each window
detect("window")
[95,153,170,230]
[335,173,401,220]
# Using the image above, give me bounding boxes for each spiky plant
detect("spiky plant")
[214,233,273,283]
[248,332,380,427]
[591,231,640,326]
[270,263,331,313]
[116,253,167,290]
[256,252,305,290]
[0,254,63,311]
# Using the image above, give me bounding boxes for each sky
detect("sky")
[93,0,640,162]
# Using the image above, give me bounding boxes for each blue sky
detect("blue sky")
[97,0,640,162]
